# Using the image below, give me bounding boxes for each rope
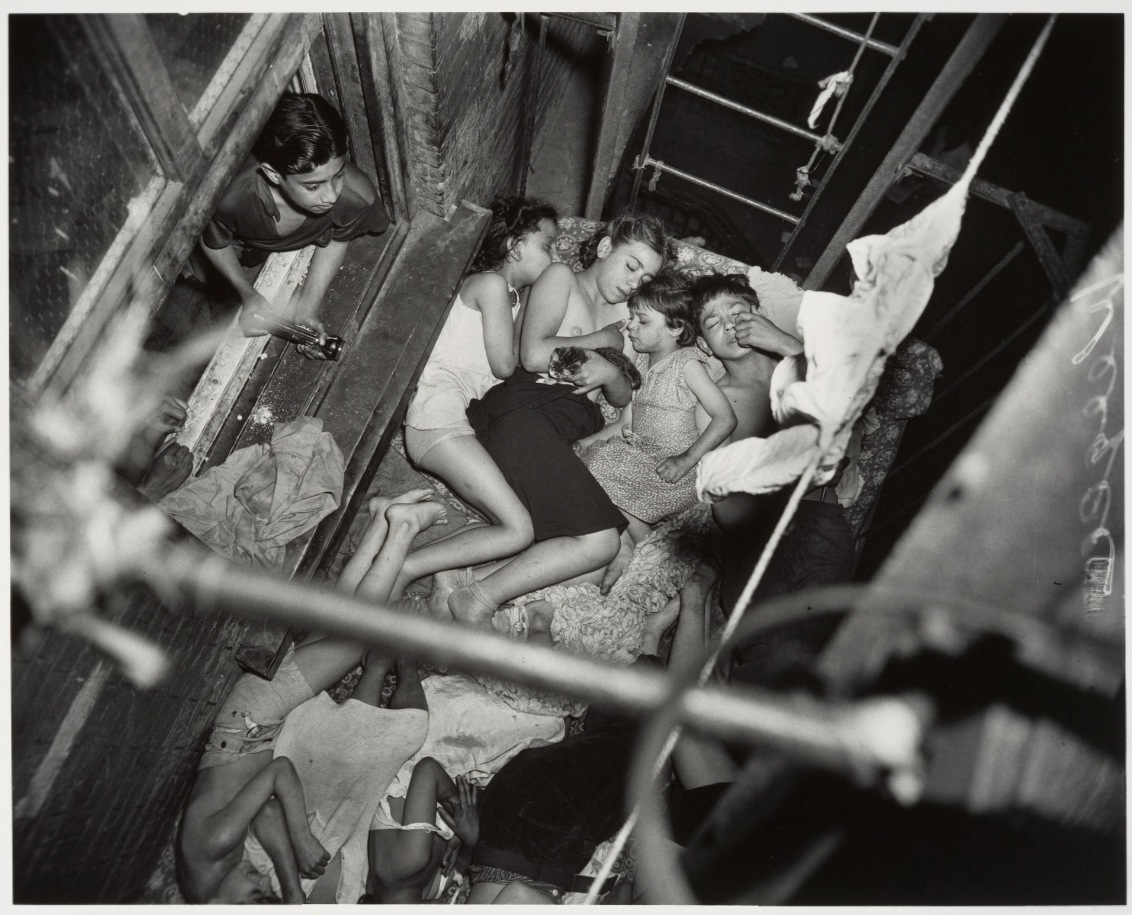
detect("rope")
[584,16,1060,904]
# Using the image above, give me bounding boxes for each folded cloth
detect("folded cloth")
[245,692,429,904]
[159,416,344,571]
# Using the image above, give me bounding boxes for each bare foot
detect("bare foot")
[385,499,448,541]
[355,489,435,562]
[640,594,681,657]
[427,567,475,619]
[448,581,497,626]
[599,532,636,595]
[139,442,192,501]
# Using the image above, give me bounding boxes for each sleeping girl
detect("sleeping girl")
[444,213,672,625]
[581,271,736,545]
[398,197,558,607]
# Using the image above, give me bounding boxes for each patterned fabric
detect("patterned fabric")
[842,338,943,536]
[583,347,712,524]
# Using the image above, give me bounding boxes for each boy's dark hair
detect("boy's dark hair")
[253,93,349,175]
[577,212,674,269]
[690,272,761,326]
[471,196,559,273]
[630,270,697,347]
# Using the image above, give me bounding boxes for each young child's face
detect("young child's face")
[213,858,276,904]
[595,240,664,305]
[626,302,679,354]
[275,155,347,216]
[510,217,559,285]
[697,292,752,360]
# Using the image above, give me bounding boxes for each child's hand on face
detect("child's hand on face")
[438,776,481,847]
[656,453,695,484]
[731,311,789,353]
[292,827,330,879]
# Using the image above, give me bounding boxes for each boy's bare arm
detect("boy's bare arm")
[251,798,306,903]
[292,238,349,328]
[733,311,803,357]
[207,756,328,879]
[198,242,270,313]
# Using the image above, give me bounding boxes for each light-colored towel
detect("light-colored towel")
[159,416,343,571]
[374,672,564,827]
[245,691,428,904]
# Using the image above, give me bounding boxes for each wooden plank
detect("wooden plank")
[585,13,641,219]
[367,13,411,221]
[323,14,380,190]
[233,203,490,676]
[81,15,201,181]
[805,15,1007,290]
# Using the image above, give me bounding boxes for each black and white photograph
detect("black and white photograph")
[6,9,1125,906]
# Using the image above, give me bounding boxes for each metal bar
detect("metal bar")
[668,76,834,147]
[585,13,641,219]
[640,157,800,225]
[805,15,1008,290]
[788,12,900,56]
[151,543,904,765]
[630,13,686,207]
[907,152,1089,238]
[1010,192,1072,295]
[925,241,1024,341]
[884,397,995,485]
[774,14,927,271]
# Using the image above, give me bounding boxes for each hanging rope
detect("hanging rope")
[583,15,1059,904]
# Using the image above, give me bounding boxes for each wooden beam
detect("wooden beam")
[585,13,641,220]
[805,14,1008,290]
[81,15,201,181]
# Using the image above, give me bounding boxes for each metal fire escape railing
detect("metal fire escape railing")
[629,13,926,266]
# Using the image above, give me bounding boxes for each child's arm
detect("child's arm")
[198,243,273,329]
[205,756,329,879]
[291,238,349,327]
[520,264,623,372]
[656,360,737,483]
[464,272,521,380]
[251,798,306,904]
[733,311,803,357]
[438,775,481,872]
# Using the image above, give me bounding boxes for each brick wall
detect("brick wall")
[389,12,597,216]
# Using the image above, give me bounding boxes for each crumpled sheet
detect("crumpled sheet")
[699,176,969,502]
[477,504,718,718]
[158,415,344,571]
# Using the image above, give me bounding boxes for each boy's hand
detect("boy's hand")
[656,453,695,483]
[732,311,801,356]
[237,292,275,337]
[290,297,330,361]
[437,776,480,847]
[291,828,330,879]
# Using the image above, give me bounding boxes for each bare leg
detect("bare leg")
[336,490,434,597]
[397,436,534,595]
[600,528,637,595]
[448,528,621,625]
[356,500,448,603]
[525,599,555,648]
[290,499,447,693]
[351,654,394,707]
[387,657,427,713]
[639,594,681,657]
